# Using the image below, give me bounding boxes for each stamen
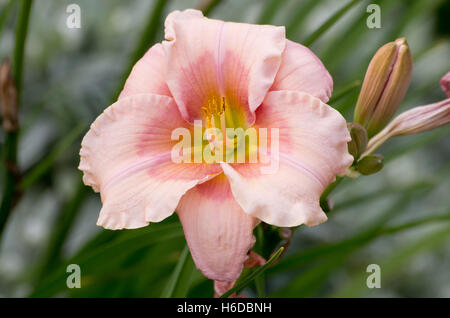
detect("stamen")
[201,106,210,117]
[220,97,225,115]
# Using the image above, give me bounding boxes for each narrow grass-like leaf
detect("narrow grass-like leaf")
[161,244,195,298]
[333,224,450,297]
[34,180,89,282]
[285,0,319,40]
[328,80,361,106]
[303,0,360,47]
[257,0,284,25]
[271,253,348,297]
[20,123,87,189]
[31,223,183,297]
[380,213,450,235]
[268,194,419,276]
[12,0,32,96]
[111,0,169,101]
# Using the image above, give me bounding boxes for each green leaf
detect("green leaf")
[270,253,348,297]
[111,0,169,102]
[268,193,421,276]
[20,122,87,189]
[35,180,89,281]
[257,0,285,25]
[285,0,320,40]
[328,80,361,107]
[333,224,450,297]
[161,244,196,298]
[30,222,183,297]
[303,0,361,47]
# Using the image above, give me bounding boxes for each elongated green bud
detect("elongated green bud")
[356,154,384,175]
[354,38,413,137]
[347,122,368,161]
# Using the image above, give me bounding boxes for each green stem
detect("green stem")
[320,176,344,211]
[0,0,33,241]
[0,132,19,235]
[12,0,32,99]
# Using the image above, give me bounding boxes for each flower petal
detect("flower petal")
[177,174,258,281]
[162,9,285,124]
[214,281,235,298]
[118,43,171,99]
[270,40,333,102]
[221,90,353,227]
[79,94,220,229]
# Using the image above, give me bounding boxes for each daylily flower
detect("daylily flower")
[79,9,352,288]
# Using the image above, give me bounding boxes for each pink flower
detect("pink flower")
[365,98,450,155]
[79,9,352,284]
[441,71,450,97]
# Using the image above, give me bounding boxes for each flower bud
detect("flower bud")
[441,71,450,97]
[354,38,413,137]
[365,98,450,155]
[356,154,384,175]
[347,122,368,160]
[0,59,19,132]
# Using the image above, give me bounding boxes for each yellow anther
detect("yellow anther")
[203,96,227,119]
[201,106,210,117]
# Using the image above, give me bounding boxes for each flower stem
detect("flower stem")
[320,176,344,211]
[0,0,33,241]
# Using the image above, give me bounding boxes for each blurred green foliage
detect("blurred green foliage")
[0,0,449,298]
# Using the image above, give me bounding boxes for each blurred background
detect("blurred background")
[0,0,449,298]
